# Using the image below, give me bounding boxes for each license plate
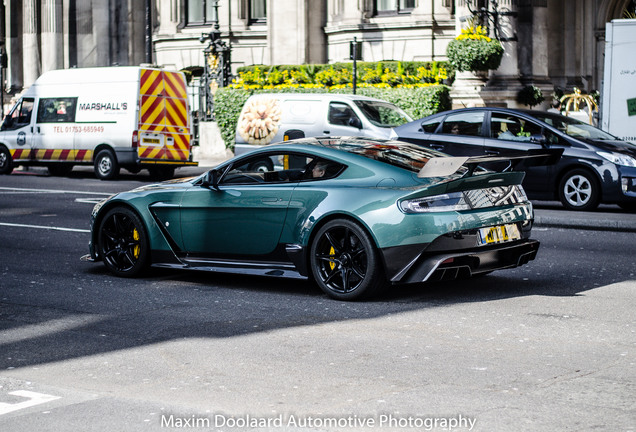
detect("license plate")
[478,224,521,245]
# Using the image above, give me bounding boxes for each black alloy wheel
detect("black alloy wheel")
[558,168,600,211]
[0,146,13,175]
[94,148,120,180]
[98,207,149,277]
[310,219,384,300]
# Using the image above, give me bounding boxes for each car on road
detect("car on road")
[392,107,636,211]
[85,137,547,300]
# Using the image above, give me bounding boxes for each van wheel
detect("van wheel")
[94,149,120,180]
[0,146,13,175]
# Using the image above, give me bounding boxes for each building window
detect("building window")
[187,0,217,26]
[249,0,267,24]
[375,0,415,15]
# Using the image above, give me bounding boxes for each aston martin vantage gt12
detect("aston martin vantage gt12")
[85,137,555,300]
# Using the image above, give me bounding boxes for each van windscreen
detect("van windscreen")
[353,100,412,128]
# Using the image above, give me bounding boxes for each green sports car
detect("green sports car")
[86,137,548,300]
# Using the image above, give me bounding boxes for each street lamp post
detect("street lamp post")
[465,0,517,42]
[199,0,231,121]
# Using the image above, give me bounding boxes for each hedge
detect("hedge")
[236,61,450,78]
[213,85,451,149]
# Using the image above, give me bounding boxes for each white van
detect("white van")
[0,66,197,179]
[234,93,412,155]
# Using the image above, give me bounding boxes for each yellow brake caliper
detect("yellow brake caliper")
[133,228,140,259]
[329,246,335,270]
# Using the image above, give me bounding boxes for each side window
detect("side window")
[302,158,345,181]
[375,0,415,15]
[221,153,314,185]
[186,0,216,26]
[249,0,267,24]
[440,111,485,136]
[421,117,442,133]
[543,129,566,146]
[491,113,543,142]
[36,97,77,123]
[2,98,34,130]
[328,102,361,127]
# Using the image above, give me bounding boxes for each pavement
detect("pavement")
[532,202,636,232]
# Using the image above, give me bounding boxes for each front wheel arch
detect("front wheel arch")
[96,205,150,277]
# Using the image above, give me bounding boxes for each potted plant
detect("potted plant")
[517,85,545,108]
[446,25,503,75]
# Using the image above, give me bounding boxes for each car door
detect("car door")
[485,111,552,193]
[394,111,486,155]
[0,98,35,160]
[436,110,487,156]
[179,151,311,257]
[32,97,78,161]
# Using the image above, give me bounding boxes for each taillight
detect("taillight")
[132,130,138,148]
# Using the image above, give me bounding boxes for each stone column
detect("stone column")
[6,0,24,94]
[92,1,110,66]
[22,0,40,87]
[75,1,95,67]
[268,0,324,65]
[41,0,64,73]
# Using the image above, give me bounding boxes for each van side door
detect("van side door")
[33,97,78,162]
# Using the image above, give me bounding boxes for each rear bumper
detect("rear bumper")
[382,239,540,284]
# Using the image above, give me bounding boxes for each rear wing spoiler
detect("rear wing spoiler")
[418,148,564,178]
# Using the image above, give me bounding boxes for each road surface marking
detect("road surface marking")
[0,390,61,416]
[0,222,90,233]
[0,186,113,196]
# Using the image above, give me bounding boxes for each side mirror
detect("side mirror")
[348,117,363,129]
[201,169,221,190]
[1,116,12,131]
[530,134,548,146]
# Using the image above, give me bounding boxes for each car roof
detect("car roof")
[393,107,566,131]
[226,136,446,176]
[428,106,546,117]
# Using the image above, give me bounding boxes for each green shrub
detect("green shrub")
[212,88,252,149]
[446,38,503,72]
[517,85,545,107]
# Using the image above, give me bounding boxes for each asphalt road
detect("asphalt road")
[0,168,635,432]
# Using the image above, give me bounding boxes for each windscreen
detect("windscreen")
[353,100,412,128]
[532,112,619,141]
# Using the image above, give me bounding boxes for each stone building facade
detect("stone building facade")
[1,0,635,112]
